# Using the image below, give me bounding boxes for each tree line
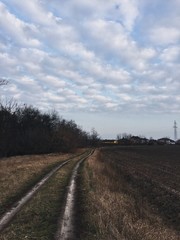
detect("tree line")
[0,100,100,157]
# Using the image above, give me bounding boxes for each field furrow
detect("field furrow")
[78,146,180,240]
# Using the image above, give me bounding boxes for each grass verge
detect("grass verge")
[0,149,86,217]
[0,158,80,240]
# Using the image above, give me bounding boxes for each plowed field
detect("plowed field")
[80,146,180,240]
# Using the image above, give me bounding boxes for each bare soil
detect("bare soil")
[102,146,180,231]
[78,146,180,240]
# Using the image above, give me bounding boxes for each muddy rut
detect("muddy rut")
[0,150,93,238]
[55,150,93,240]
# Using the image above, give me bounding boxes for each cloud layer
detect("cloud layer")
[0,0,180,119]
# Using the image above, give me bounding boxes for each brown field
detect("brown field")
[79,146,180,240]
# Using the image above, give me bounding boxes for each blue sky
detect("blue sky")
[0,0,180,139]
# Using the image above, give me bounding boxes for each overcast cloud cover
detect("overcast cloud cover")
[0,0,180,139]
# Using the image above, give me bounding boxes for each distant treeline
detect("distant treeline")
[0,101,100,157]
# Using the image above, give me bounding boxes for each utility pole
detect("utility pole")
[173,120,177,141]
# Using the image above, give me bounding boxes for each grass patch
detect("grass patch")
[0,158,80,240]
[75,150,101,240]
[0,149,86,217]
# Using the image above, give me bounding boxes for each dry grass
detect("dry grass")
[0,149,84,216]
[0,158,80,240]
[80,147,180,240]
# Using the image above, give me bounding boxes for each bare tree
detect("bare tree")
[89,128,100,147]
[0,101,99,157]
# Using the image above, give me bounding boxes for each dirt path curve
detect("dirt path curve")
[55,150,94,240]
[0,154,81,233]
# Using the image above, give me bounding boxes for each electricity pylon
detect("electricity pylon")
[173,120,177,141]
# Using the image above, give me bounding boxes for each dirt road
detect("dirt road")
[0,149,93,239]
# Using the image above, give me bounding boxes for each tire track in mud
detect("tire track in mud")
[55,150,94,240]
[0,151,89,233]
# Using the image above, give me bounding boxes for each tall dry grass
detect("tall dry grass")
[0,158,80,240]
[0,151,83,215]
[81,149,179,240]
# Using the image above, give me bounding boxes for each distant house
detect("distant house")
[148,139,158,145]
[117,136,149,145]
[157,137,175,145]
[130,136,149,145]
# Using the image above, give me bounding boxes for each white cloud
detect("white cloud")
[140,48,156,59]
[84,18,157,71]
[46,0,140,30]
[150,26,180,45]
[3,0,57,26]
[0,0,180,124]
[42,75,67,88]
[118,93,132,101]
[160,46,180,62]
[0,2,40,47]
[117,0,140,31]
[0,52,17,76]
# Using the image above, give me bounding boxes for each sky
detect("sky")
[0,0,180,140]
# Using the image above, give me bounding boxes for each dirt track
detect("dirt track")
[55,151,93,240]
[0,159,71,232]
[0,150,93,239]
